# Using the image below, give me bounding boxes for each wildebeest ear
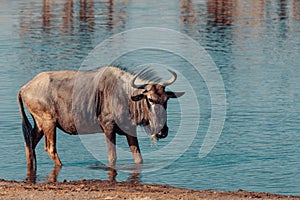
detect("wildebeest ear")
[166,91,185,98]
[131,94,145,101]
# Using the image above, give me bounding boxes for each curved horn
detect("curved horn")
[161,69,177,87]
[131,68,148,89]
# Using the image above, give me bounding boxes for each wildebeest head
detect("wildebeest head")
[130,69,184,140]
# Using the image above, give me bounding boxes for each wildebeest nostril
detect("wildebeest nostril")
[156,126,168,139]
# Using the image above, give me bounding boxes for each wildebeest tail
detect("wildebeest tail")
[18,92,33,148]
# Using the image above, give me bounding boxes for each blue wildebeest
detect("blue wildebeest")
[18,66,184,171]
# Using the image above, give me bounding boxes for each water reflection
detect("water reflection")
[25,167,37,183]
[91,164,141,183]
[127,170,141,184]
[42,0,95,33]
[26,164,141,183]
[278,0,288,20]
[18,0,300,52]
[206,0,233,26]
[19,0,300,34]
[104,0,127,31]
[61,0,74,33]
[291,0,300,21]
[42,0,53,30]
[26,165,62,183]
[79,0,95,29]
[105,0,114,30]
[20,0,97,35]
[180,0,196,24]
[46,165,62,183]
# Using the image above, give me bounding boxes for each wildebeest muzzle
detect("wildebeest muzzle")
[156,125,168,139]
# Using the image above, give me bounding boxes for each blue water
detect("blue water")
[1,0,300,196]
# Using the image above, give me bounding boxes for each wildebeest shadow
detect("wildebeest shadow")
[25,164,141,184]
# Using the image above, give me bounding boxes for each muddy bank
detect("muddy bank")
[0,179,299,200]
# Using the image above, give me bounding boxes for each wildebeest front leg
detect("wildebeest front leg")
[126,134,143,164]
[105,132,117,166]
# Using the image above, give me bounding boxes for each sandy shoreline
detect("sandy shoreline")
[0,179,299,200]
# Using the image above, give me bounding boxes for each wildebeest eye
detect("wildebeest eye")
[131,94,145,101]
[148,98,155,103]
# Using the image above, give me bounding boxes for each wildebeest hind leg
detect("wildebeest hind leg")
[105,132,116,167]
[44,122,62,166]
[32,118,44,149]
[30,125,44,166]
[25,118,44,182]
